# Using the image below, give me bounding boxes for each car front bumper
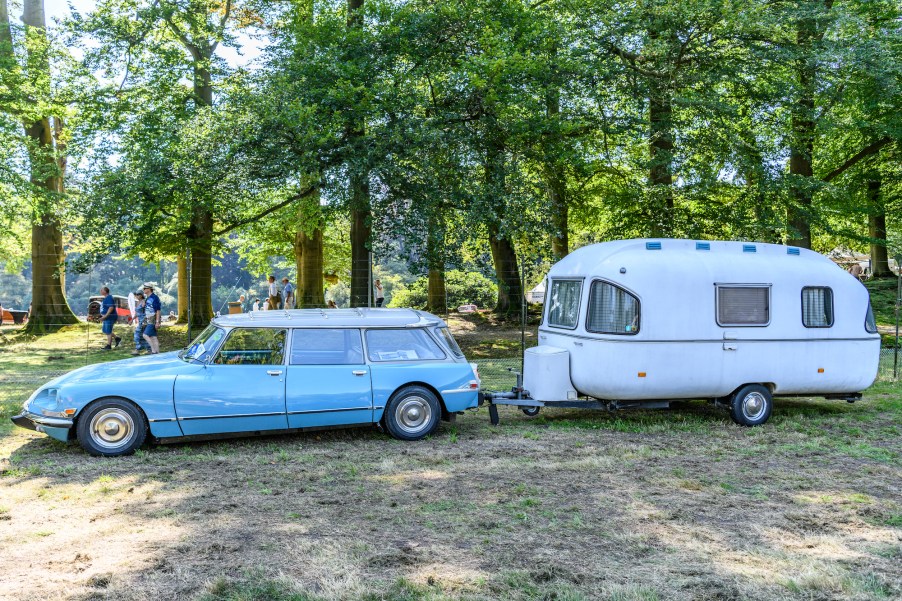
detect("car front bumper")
[12,411,74,442]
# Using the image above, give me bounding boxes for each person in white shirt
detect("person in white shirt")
[267,275,280,309]
[374,279,385,307]
[252,299,260,312]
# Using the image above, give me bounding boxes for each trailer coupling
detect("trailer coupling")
[479,389,671,426]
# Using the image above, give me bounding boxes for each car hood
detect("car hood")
[46,352,201,387]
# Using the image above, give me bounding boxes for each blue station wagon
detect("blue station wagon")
[12,309,480,456]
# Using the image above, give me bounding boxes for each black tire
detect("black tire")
[384,385,441,441]
[521,406,541,417]
[729,384,773,426]
[76,398,147,457]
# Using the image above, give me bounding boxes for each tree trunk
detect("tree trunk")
[787,1,833,249]
[489,225,522,315]
[867,178,891,278]
[349,198,371,308]
[176,252,188,323]
[425,211,446,314]
[187,208,213,327]
[346,0,370,308]
[294,227,325,308]
[648,90,674,238]
[19,0,78,334]
[546,83,568,260]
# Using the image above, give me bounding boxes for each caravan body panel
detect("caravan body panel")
[530,239,880,402]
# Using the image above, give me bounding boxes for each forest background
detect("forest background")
[1,0,900,332]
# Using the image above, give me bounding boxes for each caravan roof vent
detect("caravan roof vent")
[645,241,662,250]
[696,242,711,251]
[742,244,757,253]
[787,247,801,256]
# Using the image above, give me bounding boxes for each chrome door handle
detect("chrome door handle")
[267,370,283,376]
[573,341,583,347]
[722,344,737,351]
[352,370,367,376]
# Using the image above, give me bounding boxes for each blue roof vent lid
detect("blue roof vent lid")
[787,247,801,256]
[645,241,662,250]
[742,244,757,253]
[696,242,711,251]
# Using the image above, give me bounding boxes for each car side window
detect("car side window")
[290,329,364,365]
[213,328,286,365]
[365,329,446,361]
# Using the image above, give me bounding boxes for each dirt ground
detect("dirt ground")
[0,318,900,601]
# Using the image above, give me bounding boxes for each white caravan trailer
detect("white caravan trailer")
[482,239,881,426]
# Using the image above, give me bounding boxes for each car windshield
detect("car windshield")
[181,325,226,362]
[434,326,464,358]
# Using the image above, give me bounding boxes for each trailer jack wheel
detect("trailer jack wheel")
[489,404,499,426]
[521,406,541,417]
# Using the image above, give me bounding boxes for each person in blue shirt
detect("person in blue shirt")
[142,283,162,354]
[281,278,294,310]
[131,292,152,355]
[99,286,122,350]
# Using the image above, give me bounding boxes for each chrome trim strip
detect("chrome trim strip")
[148,418,178,423]
[287,407,372,415]
[22,411,73,428]
[373,406,384,411]
[440,387,479,395]
[177,412,285,421]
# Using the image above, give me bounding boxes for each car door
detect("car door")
[285,328,373,428]
[173,327,289,435]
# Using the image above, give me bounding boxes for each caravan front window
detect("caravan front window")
[586,281,640,335]
[548,280,582,329]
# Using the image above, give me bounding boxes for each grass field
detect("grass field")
[0,317,900,601]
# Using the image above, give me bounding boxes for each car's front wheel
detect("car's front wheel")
[384,386,441,441]
[77,398,147,456]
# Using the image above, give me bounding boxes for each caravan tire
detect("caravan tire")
[730,385,772,427]
[521,406,541,417]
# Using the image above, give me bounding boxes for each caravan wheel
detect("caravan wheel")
[729,385,772,427]
[521,406,541,417]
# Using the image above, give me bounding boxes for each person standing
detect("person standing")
[131,292,151,355]
[282,278,295,310]
[99,286,122,350]
[142,283,162,354]
[252,298,260,312]
[374,279,385,307]
[267,275,281,310]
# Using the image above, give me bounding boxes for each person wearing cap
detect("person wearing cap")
[142,283,162,354]
[131,292,151,355]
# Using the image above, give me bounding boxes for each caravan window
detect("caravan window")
[716,285,770,326]
[802,287,834,328]
[547,280,582,329]
[586,281,640,335]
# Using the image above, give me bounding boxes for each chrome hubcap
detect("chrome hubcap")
[742,392,767,421]
[396,396,432,434]
[90,408,135,449]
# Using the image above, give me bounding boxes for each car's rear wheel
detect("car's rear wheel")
[77,398,147,457]
[384,386,441,441]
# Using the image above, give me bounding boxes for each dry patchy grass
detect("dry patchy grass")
[0,322,900,601]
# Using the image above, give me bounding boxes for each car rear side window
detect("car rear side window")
[213,328,286,365]
[290,329,363,365]
[865,302,877,333]
[548,279,582,329]
[716,285,770,326]
[802,287,834,328]
[586,280,640,335]
[366,329,446,361]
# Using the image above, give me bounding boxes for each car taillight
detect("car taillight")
[470,363,480,382]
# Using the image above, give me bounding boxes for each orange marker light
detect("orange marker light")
[64,408,76,416]
[638,372,647,378]
[817,368,825,373]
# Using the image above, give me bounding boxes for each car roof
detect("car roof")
[211,308,447,329]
